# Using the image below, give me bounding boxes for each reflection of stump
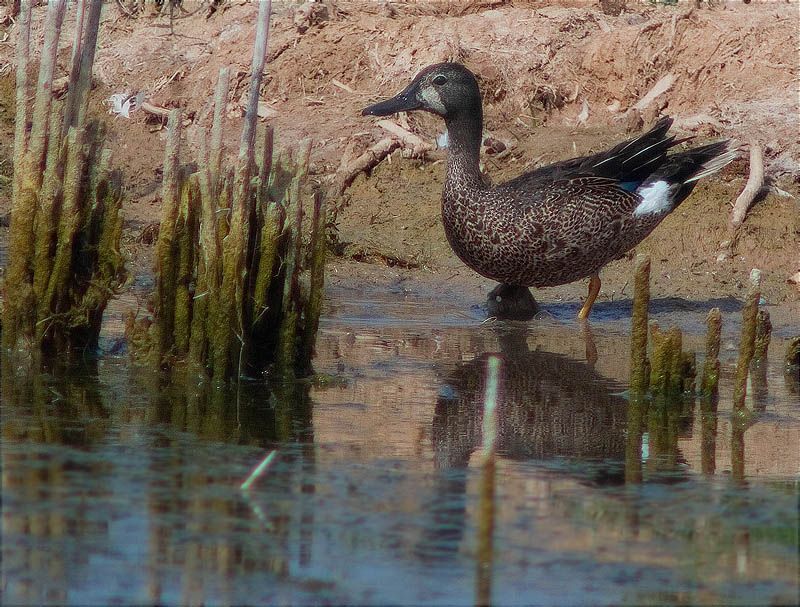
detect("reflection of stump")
[786,337,800,394]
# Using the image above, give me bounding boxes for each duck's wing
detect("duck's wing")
[511,139,736,218]
[519,175,640,216]
[505,117,682,191]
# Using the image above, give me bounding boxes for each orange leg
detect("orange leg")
[577,273,601,320]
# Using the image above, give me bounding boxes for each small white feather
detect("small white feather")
[634,180,671,216]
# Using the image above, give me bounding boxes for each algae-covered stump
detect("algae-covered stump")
[2,0,125,359]
[129,1,327,381]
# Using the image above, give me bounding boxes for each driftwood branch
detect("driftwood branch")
[332,137,401,196]
[730,140,764,229]
[376,119,433,156]
[632,72,675,112]
[332,121,434,196]
[140,101,172,119]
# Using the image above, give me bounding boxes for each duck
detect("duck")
[362,62,737,320]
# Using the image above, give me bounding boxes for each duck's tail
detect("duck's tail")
[680,141,740,184]
[633,140,739,217]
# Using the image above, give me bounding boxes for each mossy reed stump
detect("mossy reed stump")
[729,271,763,481]
[625,254,650,484]
[732,270,761,415]
[626,254,706,480]
[629,254,651,397]
[127,72,326,382]
[2,0,125,359]
[699,308,722,399]
[785,336,800,392]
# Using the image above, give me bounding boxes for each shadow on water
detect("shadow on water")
[546,296,744,323]
[1,313,798,605]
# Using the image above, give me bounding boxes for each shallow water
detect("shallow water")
[2,293,799,606]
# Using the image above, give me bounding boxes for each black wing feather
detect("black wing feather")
[504,117,685,190]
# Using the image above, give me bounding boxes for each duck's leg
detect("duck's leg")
[577,273,601,320]
[487,284,539,320]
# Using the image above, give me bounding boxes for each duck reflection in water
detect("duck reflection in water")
[432,328,629,472]
[416,328,628,561]
[415,326,695,561]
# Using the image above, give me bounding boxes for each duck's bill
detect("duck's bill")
[362,88,421,116]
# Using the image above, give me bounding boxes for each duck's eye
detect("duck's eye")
[432,74,447,86]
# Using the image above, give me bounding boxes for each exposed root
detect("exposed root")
[332,137,401,196]
[730,140,764,230]
[376,119,434,157]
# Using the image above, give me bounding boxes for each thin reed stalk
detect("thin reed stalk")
[476,355,501,607]
[752,309,771,366]
[648,323,669,396]
[32,104,66,308]
[3,0,66,352]
[27,0,67,173]
[62,0,102,137]
[173,175,199,355]
[750,308,771,409]
[239,0,273,164]
[275,179,303,371]
[12,0,31,204]
[786,337,800,369]
[209,68,230,194]
[188,169,213,372]
[39,127,85,343]
[251,126,279,326]
[300,191,327,365]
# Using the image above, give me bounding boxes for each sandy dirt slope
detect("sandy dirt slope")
[0,0,797,316]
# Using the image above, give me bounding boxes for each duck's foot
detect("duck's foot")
[486,284,539,320]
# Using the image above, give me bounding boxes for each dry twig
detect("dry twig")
[140,100,172,119]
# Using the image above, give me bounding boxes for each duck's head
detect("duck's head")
[362,62,481,121]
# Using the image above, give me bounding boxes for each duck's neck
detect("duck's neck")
[444,112,484,189]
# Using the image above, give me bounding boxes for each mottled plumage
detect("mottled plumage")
[363,63,737,318]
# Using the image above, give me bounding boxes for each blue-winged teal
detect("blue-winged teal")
[362,62,737,319]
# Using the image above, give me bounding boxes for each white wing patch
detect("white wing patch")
[634,181,671,216]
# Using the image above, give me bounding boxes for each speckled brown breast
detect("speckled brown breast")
[442,176,664,288]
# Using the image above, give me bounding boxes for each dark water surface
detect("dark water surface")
[2,294,798,606]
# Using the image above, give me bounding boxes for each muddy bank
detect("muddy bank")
[0,0,798,329]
